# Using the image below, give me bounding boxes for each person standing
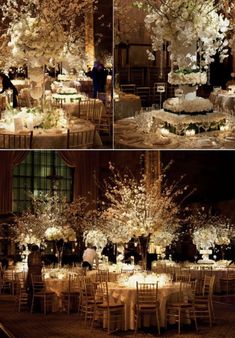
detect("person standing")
[0,72,18,108]
[86,61,108,98]
[82,245,99,270]
[26,244,42,290]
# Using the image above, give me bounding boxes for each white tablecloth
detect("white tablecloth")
[0,118,102,149]
[114,112,235,149]
[108,281,184,329]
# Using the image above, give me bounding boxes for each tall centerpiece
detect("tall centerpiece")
[100,162,190,269]
[189,208,234,264]
[1,0,95,112]
[136,0,233,134]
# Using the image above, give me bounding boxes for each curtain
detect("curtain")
[59,151,100,206]
[0,151,28,215]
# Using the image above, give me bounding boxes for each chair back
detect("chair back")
[15,272,26,289]
[68,274,82,293]
[3,269,15,282]
[96,281,109,306]
[69,97,81,117]
[80,99,95,118]
[31,274,44,293]
[67,128,95,149]
[202,275,215,296]
[120,84,136,94]
[96,270,109,283]
[0,132,33,149]
[136,282,158,305]
[176,272,191,283]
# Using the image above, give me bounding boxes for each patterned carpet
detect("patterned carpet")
[0,295,234,338]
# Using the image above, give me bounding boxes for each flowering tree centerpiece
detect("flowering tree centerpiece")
[0,0,95,112]
[100,162,190,269]
[137,0,232,82]
[1,0,95,67]
[189,208,234,263]
[14,192,76,265]
[134,0,233,133]
[64,196,101,259]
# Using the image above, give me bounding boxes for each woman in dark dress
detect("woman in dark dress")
[27,244,42,290]
[0,72,18,107]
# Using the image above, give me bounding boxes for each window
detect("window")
[13,151,73,212]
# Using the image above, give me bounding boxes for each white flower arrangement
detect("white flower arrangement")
[45,226,76,242]
[2,106,67,131]
[2,0,96,68]
[189,210,234,250]
[100,163,188,246]
[8,16,66,67]
[192,226,218,250]
[83,229,107,251]
[142,0,232,70]
[150,230,175,248]
[168,71,207,86]
[163,97,213,114]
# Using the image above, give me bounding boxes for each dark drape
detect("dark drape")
[59,151,99,206]
[0,151,28,214]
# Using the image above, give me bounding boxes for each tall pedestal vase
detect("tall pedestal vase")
[28,67,45,110]
[138,235,150,271]
[197,248,214,264]
[55,239,64,268]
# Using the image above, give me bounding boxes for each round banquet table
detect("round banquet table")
[0,118,102,149]
[107,281,187,330]
[114,93,141,120]
[209,91,235,115]
[45,277,69,312]
[52,95,106,118]
[66,99,106,118]
[114,112,235,149]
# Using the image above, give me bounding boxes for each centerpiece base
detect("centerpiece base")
[153,109,226,136]
[197,259,215,265]
[197,249,214,264]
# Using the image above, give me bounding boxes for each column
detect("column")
[145,151,161,188]
[85,4,95,66]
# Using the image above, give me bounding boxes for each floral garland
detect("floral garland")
[163,97,213,114]
[168,70,207,86]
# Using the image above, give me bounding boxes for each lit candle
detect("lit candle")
[185,129,195,136]
[220,125,229,131]
[160,128,169,136]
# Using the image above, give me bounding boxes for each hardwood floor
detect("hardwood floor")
[0,295,234,338]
